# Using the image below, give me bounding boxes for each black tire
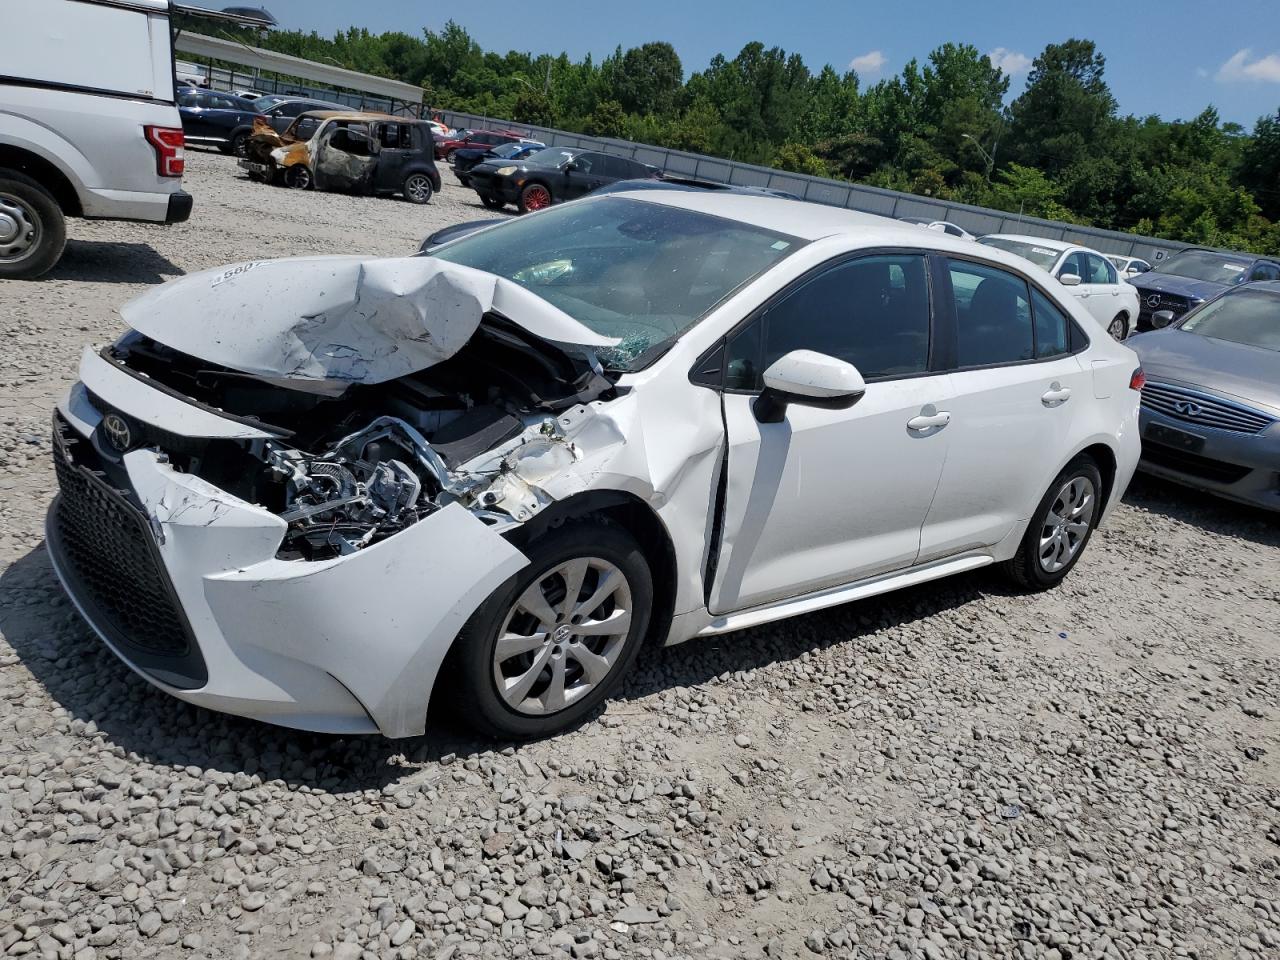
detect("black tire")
[1003,455,1104,591]
[402,172,434,204]
[479,193,504,210]
[517,181,553,214]
[284,165,313,190]
[230,131,250,158]
[450,520,653,740]
[0,171,67,280]
[1107,313,1129,341]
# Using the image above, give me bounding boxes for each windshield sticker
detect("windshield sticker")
[1031,247,1056,256]
[770,240,791,251]
[1222,263,1245,273]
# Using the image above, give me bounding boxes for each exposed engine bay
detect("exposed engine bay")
[104,314,615,560]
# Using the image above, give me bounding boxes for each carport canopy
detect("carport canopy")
[172,30,423,105]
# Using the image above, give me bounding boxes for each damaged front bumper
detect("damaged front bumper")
[47,387,529,738]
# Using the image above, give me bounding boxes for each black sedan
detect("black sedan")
[453,140,545,187]
[176,88,264,157]
[467,148,659,213]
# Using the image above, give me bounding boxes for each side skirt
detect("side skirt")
[671,552,994,642]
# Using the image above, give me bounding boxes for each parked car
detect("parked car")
[240,113,442,202]
[1106,254,1151,279]
[978,235,1142,340]
[899,217,976,241]
[250,95,350,134]
[47,192,1140,739]
[174,59,209,88]
[468,148,660,212]
[453,140,545,187]
[1127,248,1280,333]
[176,87,263,157]
[1126,282,1279,511]
[435,128,524,161]
[1,0,191,279]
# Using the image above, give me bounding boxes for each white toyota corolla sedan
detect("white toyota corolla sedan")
[48,192,1142,740]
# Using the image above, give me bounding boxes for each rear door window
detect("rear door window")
[947,259,1033,367]
[1031,288,1071,358]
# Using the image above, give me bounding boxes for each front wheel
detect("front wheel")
[479,193,504,210]
[402,172,434,204]
[0,172,66,280]
[1107,313,1129,341]
[230,131,250,158]
[518,182,552,214]
[284,164,313,190]
[451,521,653,740]
[1003,455,1103,591]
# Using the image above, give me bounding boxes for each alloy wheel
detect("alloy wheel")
[492,557,633,716]
[0,192,40,263]
[404,174,432,203]
[522,185,551,211]
[1038,476,1096,573]
[1108,315,1128,341]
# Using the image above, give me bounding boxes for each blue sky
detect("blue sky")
[244,0,1280,126]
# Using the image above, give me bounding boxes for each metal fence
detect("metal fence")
[435,109,1193,264]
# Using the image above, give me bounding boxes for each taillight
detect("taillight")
[144,125,185,178]
[1129,367,1146,391]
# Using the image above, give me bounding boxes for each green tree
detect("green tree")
[1007,40,1116,175]
[1238,110,1280,220]
[773,142,828,177]
[584,100,627,138]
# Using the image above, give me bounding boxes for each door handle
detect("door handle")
[1042,383,1072,406]
[907,411,951,431]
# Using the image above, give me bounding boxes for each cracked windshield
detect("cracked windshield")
[431,196,802,369]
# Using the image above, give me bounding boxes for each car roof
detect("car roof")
[605,190,1005,248]
[982,233,1080,253]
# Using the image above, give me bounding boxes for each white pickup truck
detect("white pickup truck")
[0,0,192,279]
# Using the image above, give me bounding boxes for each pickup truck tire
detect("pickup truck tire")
[0,172,66,280]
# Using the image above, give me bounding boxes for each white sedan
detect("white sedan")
[47,194,1142,739]
[979,234,1142,340]
[1106,254,1152,279]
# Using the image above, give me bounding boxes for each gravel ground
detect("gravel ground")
[1,151,1278,960]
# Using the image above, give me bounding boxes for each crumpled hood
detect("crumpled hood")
[119,256,618,385]
[1128,272,1229,302]
[1128,329,1280,415]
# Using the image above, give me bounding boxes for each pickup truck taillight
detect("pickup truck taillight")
[144,125,186,178]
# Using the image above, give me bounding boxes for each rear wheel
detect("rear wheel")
[518,182,552,214]
[0,172,66,280]
[450,521,653,740]
[1107,313,1129,341]
[402,172,434,204]
[1003,455,1103,591]
[230,131,250,158]
[479,193,504,210]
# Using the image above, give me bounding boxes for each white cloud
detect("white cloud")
[987,47,1032,76]
[1216,48,1280,83]
[849,50,887,75]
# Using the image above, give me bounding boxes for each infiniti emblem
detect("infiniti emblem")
[1172,400,1203,418]
[1145,294,1161,308]
[102,412,133,452]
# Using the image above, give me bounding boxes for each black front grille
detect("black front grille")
[1141,441,1253,485]
[50,415,206,688]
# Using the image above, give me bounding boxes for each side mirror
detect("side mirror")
[753,350,866,424]
[1059,273,1082,287]
[1151,310,1175,328]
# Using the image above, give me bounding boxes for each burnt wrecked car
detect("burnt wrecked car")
[240,111,442,203]
[47,192,1141,740]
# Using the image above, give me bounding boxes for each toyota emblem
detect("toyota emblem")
[1145,294,1161,308]
[1171,400,1203,419]
[102,413,133,452]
